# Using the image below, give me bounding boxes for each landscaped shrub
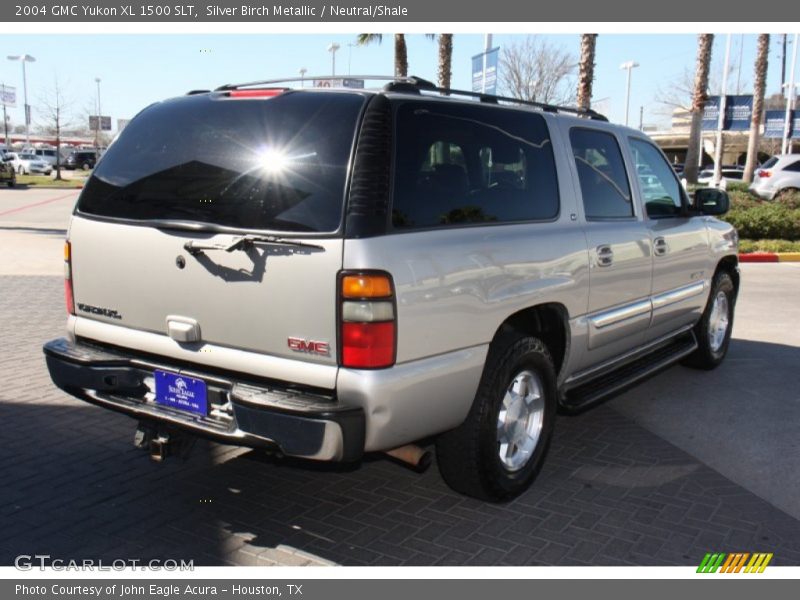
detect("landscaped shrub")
[723,203,800,241]
[739,239,800,253]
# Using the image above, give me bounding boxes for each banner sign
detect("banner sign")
[764,109,800,139]
[701,95,753,131]
[0,84,16,108]
[472,47,499,95]
[764,110,788,139]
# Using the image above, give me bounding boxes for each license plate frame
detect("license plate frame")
[154,370,208,417]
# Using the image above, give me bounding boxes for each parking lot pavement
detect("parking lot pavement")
[2,272,800,567]
[0,188,79,275]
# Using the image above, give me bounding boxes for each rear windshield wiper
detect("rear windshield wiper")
[184,234,325,256]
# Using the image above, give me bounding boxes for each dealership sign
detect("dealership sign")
[764,109,800,139]
[701,95,753,131]
[0,84,16,108]
[472,47,499,94]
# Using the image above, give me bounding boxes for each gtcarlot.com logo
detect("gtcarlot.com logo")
[14,554,194,571]
[697,552,773,573]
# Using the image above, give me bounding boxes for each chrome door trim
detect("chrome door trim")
[651,281,706,311]
[589,298,652,330]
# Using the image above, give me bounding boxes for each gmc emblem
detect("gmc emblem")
[287,337,330,355]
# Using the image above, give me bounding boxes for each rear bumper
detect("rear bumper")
[749,182,777,200]
[43,338,365,462]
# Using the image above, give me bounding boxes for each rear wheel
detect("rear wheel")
[17,165,24,175]
[683,271,735,370]
[436,333,557,501]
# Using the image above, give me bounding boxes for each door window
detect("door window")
[569,128,633,219]
[629,138,685,218]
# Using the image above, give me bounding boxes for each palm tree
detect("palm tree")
[438,34,453,89]
[684,34,714,184]
[576,34,597,111]
[356,34,409,77]
[744,34,770,183]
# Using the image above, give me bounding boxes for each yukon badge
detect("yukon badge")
[287,337,330,356]
[77,303,123,320]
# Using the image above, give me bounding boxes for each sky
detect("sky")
[0,33,795,134]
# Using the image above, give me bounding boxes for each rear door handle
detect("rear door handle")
[596,244,614,267]
[654,237,668,256]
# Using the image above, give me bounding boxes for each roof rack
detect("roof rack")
[212,74,607,122]
[214,75,416,91]
[384,76,608,122]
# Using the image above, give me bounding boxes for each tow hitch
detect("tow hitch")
[134,422,195,462]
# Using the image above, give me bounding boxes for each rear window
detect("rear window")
[391,101,559,229]
[77,92,366,233]
[761,157,779,169]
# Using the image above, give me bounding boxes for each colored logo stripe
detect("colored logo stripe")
[697,552,773,573]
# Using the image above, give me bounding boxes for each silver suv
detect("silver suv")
[44,77,739,501]
[749,154,800,200]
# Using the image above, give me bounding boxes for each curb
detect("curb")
[739,252,800,263]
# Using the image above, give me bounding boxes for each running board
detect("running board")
[560,332,698,414]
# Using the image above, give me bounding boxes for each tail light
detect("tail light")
[757,170,772,178]
[339,272,396,369]
[64,241,75,315]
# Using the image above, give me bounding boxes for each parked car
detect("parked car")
[43,77,739,501]
[696,166,744,187]
[0,152,16,187]
[7,152,53,175]
[64,150,97,170]
[749,154,800,200]
[26,147,60,167]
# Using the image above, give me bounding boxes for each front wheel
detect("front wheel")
[683,271,736,370]
[436,333,557,501]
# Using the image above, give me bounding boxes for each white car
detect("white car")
[696,167,744,188]
[749,154,800,200]
[7,152,53,175]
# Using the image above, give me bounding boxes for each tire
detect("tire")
[7,173,15,187]
[81,163,90,171]
[683,271,736,370]
[17,165,24,175]
[776,188,799,201]
[436,332,557,501]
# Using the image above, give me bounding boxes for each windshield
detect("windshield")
[77,91,366,233]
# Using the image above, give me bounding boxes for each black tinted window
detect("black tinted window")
[78,92,366,232]
[785,160,800,172]
[392,101,559,229]
[570,128,633,219]
[629,138,684,218]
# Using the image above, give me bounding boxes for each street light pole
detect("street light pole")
[713,34,733,188]
[94,77,102,152]
[7,54,36,146]
[299,68,307,88]
[782,33,799,156]
[327,43,340,77]
[619,61,639,127]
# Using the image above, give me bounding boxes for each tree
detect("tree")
[684,34,714,184]
[576,34,597,111]
[356,34,409,77]
[744,34,770,183]
[499,36,576,105]
[437,34,453,89]
[37,76,74,181]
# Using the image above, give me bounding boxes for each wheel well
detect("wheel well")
[495,304,569,376]
[716,255,740,295]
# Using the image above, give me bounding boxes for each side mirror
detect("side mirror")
[693,188,730,216]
